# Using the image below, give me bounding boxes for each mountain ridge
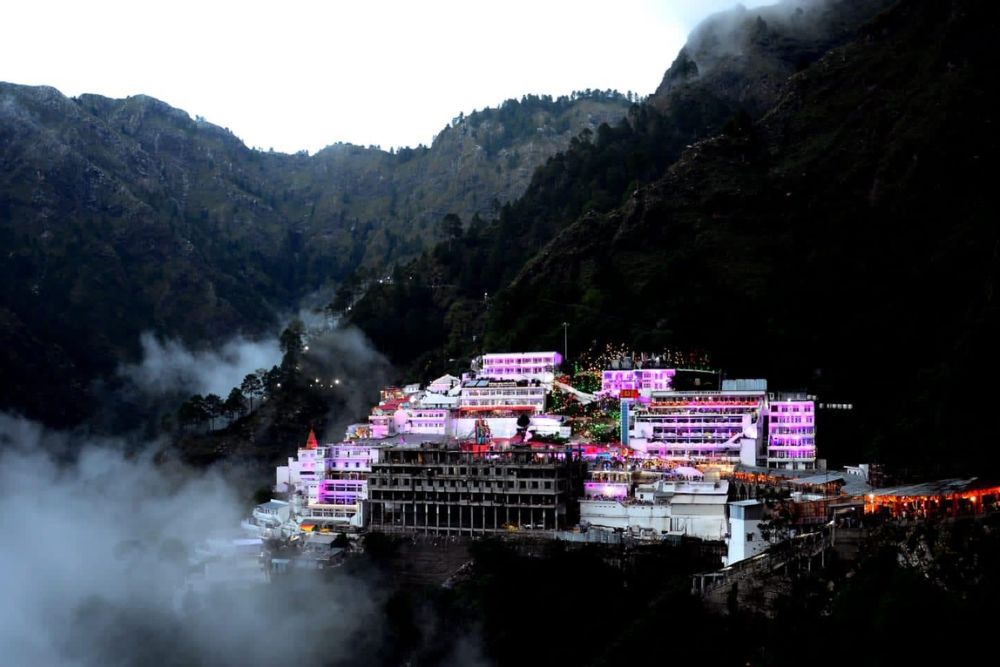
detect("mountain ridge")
[483,0,997,473]
[0,82,629,424]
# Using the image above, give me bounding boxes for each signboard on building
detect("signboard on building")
[619,389,640,399]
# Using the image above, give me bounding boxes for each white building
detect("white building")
[579,476,730,541]
[726,500,767,565]
[275,440,381,529]
[401,406,451,435]
[426,374,461,394]
[251,500,290,527]
[450,414,569,440]
[458,378,547,414]
[474,351,562,381]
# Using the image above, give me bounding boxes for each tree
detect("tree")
[177,394,209,431]
[241,373,264,412]
[279,319,306,378]
[262,365,281,394]
[204,393,224,431]
[441,213,462,249]
[224,387,247,421]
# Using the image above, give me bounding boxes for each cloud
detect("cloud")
[297,324,393,440]
[118,333,282,398]
[684,0,838,75]
[0,413,381,667]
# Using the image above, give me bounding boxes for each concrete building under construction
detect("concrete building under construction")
[367,445,585,535]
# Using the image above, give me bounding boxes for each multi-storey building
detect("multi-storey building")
[580,475,730,541]
[367,445,584,535]
[402,407,450,434]
[368,394,408,438]
[275,438,380,528]
[458,379,546,415]
[307,444,379,526]
[767,396,816,470]
[629,390,766,465]
[601,368,676,397]
[474,351,562,380]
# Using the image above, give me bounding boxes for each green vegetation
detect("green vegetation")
[348,0,999,476]
[0,85,628,425]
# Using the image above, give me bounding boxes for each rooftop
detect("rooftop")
[869,478,981,498]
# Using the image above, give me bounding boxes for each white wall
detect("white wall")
[726,502,767,565]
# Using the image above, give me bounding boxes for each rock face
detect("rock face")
[0,83,629,424]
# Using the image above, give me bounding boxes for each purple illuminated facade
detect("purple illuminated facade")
[478,351,562,379]
[299,444,379,525]
[630,391,765,463]
[767,399,816,470]
[601,368,676,397]
[583,481,630,499]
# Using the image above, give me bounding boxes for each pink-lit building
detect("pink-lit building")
[767,398,816,470]
[476,351,562,380]
[630,390,766,465]
[404,408,450,434]
[311,444,378,526]
[600,368,677,397]
[276,442,380,528]
[368,396,408,438]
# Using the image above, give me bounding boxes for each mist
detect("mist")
[118,332,283,399]
[297,324,393,441]
[684,0,839,75]
[0,414,382,667]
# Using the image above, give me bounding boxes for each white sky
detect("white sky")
[2,1,768,154]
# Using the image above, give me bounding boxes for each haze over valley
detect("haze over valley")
[1,1,998,665]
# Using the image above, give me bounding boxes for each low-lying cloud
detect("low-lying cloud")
[0,413,380,667]
[297,324,392,440]
[118,333,283,399]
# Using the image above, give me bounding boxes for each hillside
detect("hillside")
[0,86,628,424]
[346,0,893,377]
[484,0,998,474]
[346,0,997,475]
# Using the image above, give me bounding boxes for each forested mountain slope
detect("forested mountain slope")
[485,0,997,473]
[0,84,628,424]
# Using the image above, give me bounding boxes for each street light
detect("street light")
[562,322,569,364]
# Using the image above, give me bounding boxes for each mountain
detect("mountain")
[346,0,893,370]
[485,0,999,474]
[348,0,998,475]
[0,85,629,424]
